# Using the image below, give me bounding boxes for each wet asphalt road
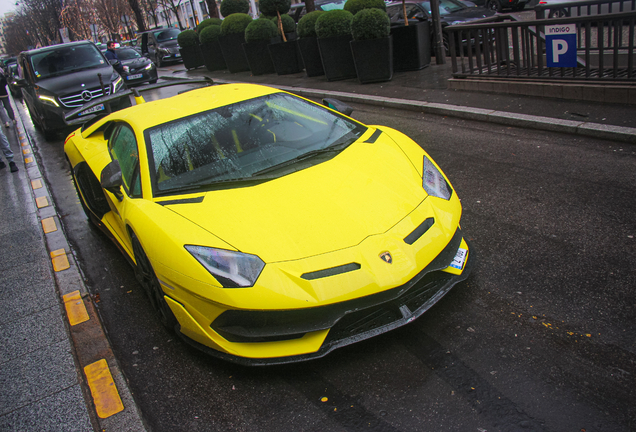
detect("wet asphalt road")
[21,90,636,431]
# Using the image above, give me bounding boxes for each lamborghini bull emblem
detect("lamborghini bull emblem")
[379,251,393,264]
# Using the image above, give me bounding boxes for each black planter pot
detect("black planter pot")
[243,41,276,75]
[350,36,393,84]
[200,40,227,71]
[268,40,303,75]
[298,37,324,77]
[219,33,250,73]
[317,35,357,81]
[179,45,204,70]
[390,21,431,72]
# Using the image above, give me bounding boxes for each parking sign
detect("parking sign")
[545,24,577,68]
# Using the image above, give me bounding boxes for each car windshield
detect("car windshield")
[318,0,347,10]
[419,0,466,14]
[30,44,106,80]
[154,28,180,42]
[146,93,367,195]
[117,48,142,60]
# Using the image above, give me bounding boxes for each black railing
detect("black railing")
[447,11,636,81]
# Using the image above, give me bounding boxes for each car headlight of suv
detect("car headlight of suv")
[185,246,265,288]
[423,155,452,200]
[144,63,154,70]
[111,74,124,93]
[37,92,60,107]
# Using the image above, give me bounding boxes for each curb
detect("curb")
[17,116,147,431]
[211,78,636,144]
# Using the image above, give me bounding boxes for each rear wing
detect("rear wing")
[64,76,214,127]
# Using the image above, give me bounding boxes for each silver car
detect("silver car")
[538,0,634,18]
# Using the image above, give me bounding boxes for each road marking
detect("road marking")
[31,179,42,189]
[63,290,89,325]
[21,141,28,147]
[41,217,57,233]
[22,148,31,155]
[25,156,34,163]
[84,359,124,419]
[50,249,70,271]
[35,196,49,208]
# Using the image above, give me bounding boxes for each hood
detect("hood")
[36,65,117,97]
[166,131,429,263]
[158,40,179,49]
[443,8,496,23]
[121,58,152,68]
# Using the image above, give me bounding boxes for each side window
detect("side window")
[386,5,403,21]
[109,124,142,198]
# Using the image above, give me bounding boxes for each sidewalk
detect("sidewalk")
[0,106,146,431]
[174,61,636,143]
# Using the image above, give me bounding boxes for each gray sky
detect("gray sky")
[0,0,16,17]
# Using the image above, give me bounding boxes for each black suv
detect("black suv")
[135,28,182,67]
[16,41,128,139]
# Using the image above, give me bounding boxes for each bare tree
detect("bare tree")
[205,0,219,18]
[93,0,134,40]
[140,0,161,28]
[128,0,148,32]
[157,0,185,30]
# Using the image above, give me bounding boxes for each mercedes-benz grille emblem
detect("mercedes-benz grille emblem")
[81,90,92,101]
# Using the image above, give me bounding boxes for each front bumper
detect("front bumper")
[123,68,158,85]
[170,231,474,366]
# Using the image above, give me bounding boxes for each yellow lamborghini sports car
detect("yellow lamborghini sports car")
[64,79,474,365]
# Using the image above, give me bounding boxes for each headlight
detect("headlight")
[111,75,123,93]
[144,63,154,70]
[423,155,452,200]
[185,246,265,288]
[37,94,59,107]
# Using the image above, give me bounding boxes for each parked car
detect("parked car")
[115,47,158,85]
[538,0,634,17]
[483,0,528,12]
[15,41,129,139]
[5,62,21,99]
[287,0,347,22]
[64,81,474,365]
[386,0,496,54]
[136,28,182,67]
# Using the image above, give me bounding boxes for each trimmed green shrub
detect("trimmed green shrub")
[343,0,386,15]
[314,10,353,39]
[197,18,223,34]
[220,0,250,16]
[351,8,389,40]
[297,10,324,38]
[220,13,253,35]
[199,24,222,44]
[259,0,291,16]
[177,29,199,47]
[244,18,279,43]
[271,13,296,33]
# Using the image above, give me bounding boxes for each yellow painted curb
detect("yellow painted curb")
[41,217,57,233]
[22,148,31,155]
[31,179,43,189]
[25,156,34,163]
[63,290,89,326]
[50,249,70,271]
[35,196,49,208]
[84,359,124,419]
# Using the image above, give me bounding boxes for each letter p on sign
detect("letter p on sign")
[546,24,577,67]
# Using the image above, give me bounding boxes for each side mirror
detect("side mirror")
[322,98,354,116]
[100,160,123,200]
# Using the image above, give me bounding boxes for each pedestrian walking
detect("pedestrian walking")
[0,72,16,129]
[0,128,18,172]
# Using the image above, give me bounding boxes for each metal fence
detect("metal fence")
[446,10,636,81]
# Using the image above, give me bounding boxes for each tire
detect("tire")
[131,233,178,330]
[512,3,525,11]
[155,54,163,68]
[549,8,569,18]
[487,0,501,12]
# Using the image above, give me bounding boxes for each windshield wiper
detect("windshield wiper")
[159,176,269,195]
[252,136,357,177]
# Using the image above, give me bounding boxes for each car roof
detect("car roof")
[94,83,283,133]
[20,41,97,56]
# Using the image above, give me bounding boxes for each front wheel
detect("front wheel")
[155,54,163,68]
[131,233,178,330]
[549,8,569,17]
[487,0,501,12]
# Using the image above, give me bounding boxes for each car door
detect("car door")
[102,122,143,258]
